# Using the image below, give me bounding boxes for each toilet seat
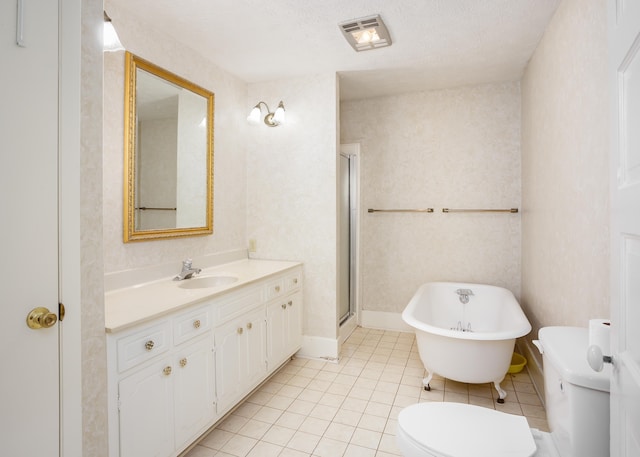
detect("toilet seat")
[397,402,537,457]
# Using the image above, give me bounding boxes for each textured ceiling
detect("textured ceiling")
[109,0,561,100]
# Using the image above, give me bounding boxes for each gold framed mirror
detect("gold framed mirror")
[123,52,214,242]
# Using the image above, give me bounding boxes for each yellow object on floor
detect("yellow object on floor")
[508,353,527,373]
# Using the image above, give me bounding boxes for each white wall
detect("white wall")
[80,0,108,454]
[341,82,522,314]
[103,2,248,274]
[246,74,340,350]
[521,0,609,336]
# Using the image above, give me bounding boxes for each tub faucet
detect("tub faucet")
[174,258,201,281]
[456,288,474,304]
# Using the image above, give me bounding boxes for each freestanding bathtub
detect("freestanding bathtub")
[402,282,531,402]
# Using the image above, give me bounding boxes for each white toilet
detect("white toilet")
[397,326,611,457]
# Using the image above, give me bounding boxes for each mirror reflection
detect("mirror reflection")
[124,52,214,242]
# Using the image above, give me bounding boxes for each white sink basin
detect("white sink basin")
[177,275,238,289]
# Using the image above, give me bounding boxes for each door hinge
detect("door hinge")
[117,394,122,412]
[58,302,66,321]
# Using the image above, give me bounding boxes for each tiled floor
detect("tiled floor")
[184,327,548,457]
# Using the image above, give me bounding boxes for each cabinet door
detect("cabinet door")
[118,359,174,457]
[285,291,303,354]
[174,335,216,449]
[214,319,244,413]
[243,308,267,388]
[266,300,287,369]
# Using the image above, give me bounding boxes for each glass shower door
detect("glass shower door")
[339,153,354,324]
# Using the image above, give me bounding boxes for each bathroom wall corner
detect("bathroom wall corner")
[246,73,339,344]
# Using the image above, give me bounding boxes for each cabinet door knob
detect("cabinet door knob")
[193,319,201,329]
[288,301,293,307]
[179,358,187,368]
[293,278,298,284]
[275,285,281,292]
[163,366,172,376]
[145,340,155,351]
[237,327,244,335]
[247,322,253,330]
[281,303,287,309]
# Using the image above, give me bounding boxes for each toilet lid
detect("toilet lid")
[397,402,536,457]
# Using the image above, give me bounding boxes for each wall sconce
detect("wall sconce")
[247,101,286,127]
[104,11,125,52]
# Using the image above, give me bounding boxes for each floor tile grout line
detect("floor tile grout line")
[185,328,547,457]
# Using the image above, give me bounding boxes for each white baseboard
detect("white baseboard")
[339,315,358,347]
[297,335,339,361]
[518,338,545,407]
[360,310,413,333]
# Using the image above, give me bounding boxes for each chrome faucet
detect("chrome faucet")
[455,288,474,304]
[174,258,201,281]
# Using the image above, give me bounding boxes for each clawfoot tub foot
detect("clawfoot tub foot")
[422,373,433,391]
[493,381,507,403]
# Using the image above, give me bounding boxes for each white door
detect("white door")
[0,1,61,456]
[266,300,287,368]
[214,319,244,412]
[243,308,267,387]
[118,358,175,457]
[174,336,216,448]
[608,2,640,456]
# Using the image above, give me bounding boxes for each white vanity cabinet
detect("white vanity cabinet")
[266,290,303,370]
[106,262,303,457]
[173,335,216,447]
[118,335,214,457]
[114,306,215,457]
[214,306,267,413]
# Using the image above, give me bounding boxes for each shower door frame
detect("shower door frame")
[339,144,361,339]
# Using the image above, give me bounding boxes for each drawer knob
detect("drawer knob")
[275,285,281,292]
[179,358,187,368]
[145,340,155,351]
[281,303,287,309]
[163,366,172,376]
[193,319,201,329]
[288,301,293,307]
[247,322,253,330]
[237,327,243,335]
[293,278,298,284]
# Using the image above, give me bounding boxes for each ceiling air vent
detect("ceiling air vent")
[339,14,392,52]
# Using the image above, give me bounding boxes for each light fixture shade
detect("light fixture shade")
[339,15,392,52]
[273,101,286,125]
[247,106,261,124]
[247,101,286,127]
[104,13,125,52]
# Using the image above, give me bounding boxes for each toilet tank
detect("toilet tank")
[538,326,611,457]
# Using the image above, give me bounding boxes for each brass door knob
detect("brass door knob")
[26,307,58,329]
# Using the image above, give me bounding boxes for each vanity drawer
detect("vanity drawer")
[174,305,211,345]
[117,322,171,373]
[285,271,302,291]
[265,279,285,300]
[214,286,263,324]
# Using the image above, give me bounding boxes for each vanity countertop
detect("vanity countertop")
[105,258,301,333]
